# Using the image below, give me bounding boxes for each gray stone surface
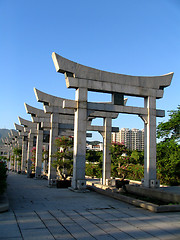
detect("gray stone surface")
[52,53,173,189]
[14,123,28,173]
[0,193,9,213]
[1,172,180,240]
[52,52,173,98]
[34,88,120,188]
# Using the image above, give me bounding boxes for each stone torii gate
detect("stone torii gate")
[52,52,173,189]
[18,117,37,177]
[24,103,75,180]
[9,130,21,172]
[24,103,51,179]
[14,123,28,174]
[1,139,10,169]
[34,88,120,186]
[2,137,13,170]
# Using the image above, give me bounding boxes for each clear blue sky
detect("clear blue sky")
[0,0,179,142]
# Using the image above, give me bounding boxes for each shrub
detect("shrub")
[0,161,8,195]
[124,164,144,181]
[31,147,36,172]
[52,136,73,180]
[85,162,102,178]
[157,140,180,185]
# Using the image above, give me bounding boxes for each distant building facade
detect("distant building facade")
[112,128,144,151]
[86,143,103,151]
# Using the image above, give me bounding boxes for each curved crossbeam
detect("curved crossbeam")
[14,123,24,132]
[18,117,37,129]
[24,103,50,118]
[52,52,173,98]
[34,88,65,106]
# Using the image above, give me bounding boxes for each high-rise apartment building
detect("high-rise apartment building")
[112,128,144,151]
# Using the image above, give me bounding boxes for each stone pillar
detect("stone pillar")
[72,88,87,190]
[7,150,11,170]
[143,96,159,187]
[35,124,43,178]
[17,157,21,172]
[17,141,21,172]
[21,136,27,173]
[102,117,112,185]
[26,132,34,177]
[14,154,17,172]
[48,113,58,184]
[9,150,13,170]
[43,144,48,175]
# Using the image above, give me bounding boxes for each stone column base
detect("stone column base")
[48,178,57,187]
[141,179,160,188]
[71,179,87,190]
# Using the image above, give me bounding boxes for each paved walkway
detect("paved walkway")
[0,172,180,240]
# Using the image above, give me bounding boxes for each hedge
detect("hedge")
[0,161,8,195]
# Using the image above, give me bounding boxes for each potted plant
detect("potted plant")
[0,160,8,195]
[110,142,132,188]
[13,147,22,173]
[52,136,73,188]
[42,147,49,178]
[30,147,36,178]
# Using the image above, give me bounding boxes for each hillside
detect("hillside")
[0,129,11,145]
[86,140,102,145]
[0,129,102,146]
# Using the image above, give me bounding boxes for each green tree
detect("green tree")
[110,142,133,180]
[157,105,180,142]
[157,140,180,185]
[131,150,144,165]
[85,150,103,178]
[0,161,8,195]
[86,150,102,162]
[13,147,22,167]
[156,105,180,185]
[52,136,73,180]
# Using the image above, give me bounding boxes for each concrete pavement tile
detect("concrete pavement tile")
[14,210,37,217]
[0,238,23,240]
[88,209,119,221]
[0,210,16,220]
[35,210,55,220]
[109,220,156,239]
[137,215,180,237]
[76,209,105,224]
[149,222,180,238]
[138,226,179,240]
[124,217,153,228]
[50,210,75,224]
[17,217,45,230]
[156,214,180,225]
[46,226,75,240]
[103,208,131,218]
[59,222,95,240]
[42,219,75,239]
[0,218,21,238]
[97,223,136,240]
[0,211,22,239]
[50,210,99,239]
[21,228,54,240]
[15,212,46,230]
[5,172,180,240]
[117,207,149,218]
[64,210,116,240]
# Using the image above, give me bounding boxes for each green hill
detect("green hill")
[0,129,11,145]
[86,140,102,146]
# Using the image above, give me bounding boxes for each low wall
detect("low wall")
[126,185,180,203]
